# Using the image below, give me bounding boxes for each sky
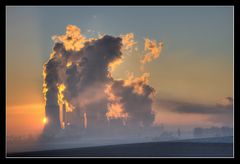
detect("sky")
[6,6,233,137]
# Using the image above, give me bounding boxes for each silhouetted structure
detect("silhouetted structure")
[43,88,61,137]
[177,128,181,137]
[43,104,61,137]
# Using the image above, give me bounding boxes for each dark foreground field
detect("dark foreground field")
[8,141,233,157]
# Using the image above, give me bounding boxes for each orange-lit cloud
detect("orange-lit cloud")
[120,33,137,50]
[124,72,150,95]
[108,58,123,73]
[106,103,129,120]
[52,25,87,51]
[141,38,163,64]
[104,84,119,101]
[108,33,136,74]
[105,83,128,120]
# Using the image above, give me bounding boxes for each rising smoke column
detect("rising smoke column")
[43,25,124,132]
[43,25,163,135]
[42,43,66,135]
[105,73,155,127]
[63,35,123,129]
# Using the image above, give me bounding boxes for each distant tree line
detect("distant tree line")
[193,126,233,138]
[7,134,38,144]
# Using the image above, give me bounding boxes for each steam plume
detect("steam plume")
[141,38,163,64]
[42,25,161,134]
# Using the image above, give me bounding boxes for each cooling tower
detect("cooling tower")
[43,104,61,137]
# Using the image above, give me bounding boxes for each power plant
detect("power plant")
[42,25,160,138]
[43,102,128,138]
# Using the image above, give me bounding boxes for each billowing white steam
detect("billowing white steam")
[43,25,163,131]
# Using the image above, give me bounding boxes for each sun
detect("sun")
[42,117,48,124]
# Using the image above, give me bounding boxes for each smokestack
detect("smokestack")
[62,103,66,128]
[84,112,87,129]
[42,55,62,136]
[43,95,61,137]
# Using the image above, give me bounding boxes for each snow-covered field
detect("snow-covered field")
[7,136,233,157]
